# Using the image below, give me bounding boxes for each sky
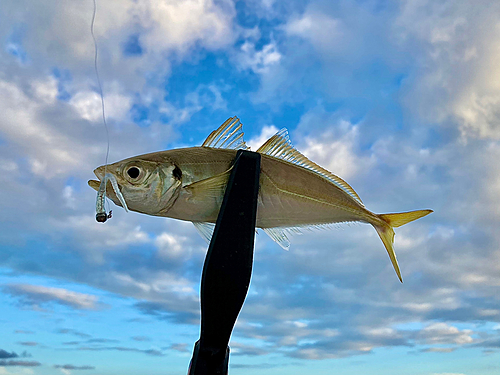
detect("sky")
[0,0,499,374]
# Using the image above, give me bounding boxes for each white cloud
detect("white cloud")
[2,0,236,71]
[0,158,18,172]
[69,87,132,123]
[5,284,101,310]
[31,77,58,104]
[0,68,175,188]
[1,0,237,130]
[396,0,500,139]
[295,108,373,180]
[69,91,102,122]
[159,83,229,125]
[300,122,361,180]
[155,232,186,259]
[274,1,500,142]
[247,125,279,151]
[423,347,455,353]
[138,0,236,53]
[112,272,153,294]
[418,323,474,345]
[285,11,342,52]
[237,41,282,74]
[0,368,35,375]
[51,215,150,264]
[0,78,96,178]
[62,186,77,209]
[111,270,196,297]
[365,327,397,337]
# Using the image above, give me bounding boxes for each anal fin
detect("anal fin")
[263,228,291,250]
[193,222,216,243]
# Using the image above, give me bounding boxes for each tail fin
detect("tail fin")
[374,209,433,283]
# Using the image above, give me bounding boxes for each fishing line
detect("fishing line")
[91,0,112,221]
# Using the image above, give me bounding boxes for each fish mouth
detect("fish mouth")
[88,179,101,191]
[94,166,105,181]
[88,166,107,192]
[88,167,129,212]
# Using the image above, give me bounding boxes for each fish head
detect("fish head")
[88,156,182,215]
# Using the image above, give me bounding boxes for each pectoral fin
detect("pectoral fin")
[184,168,232,200]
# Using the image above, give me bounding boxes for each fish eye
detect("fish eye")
[127,167,140,179]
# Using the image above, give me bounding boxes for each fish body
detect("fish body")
[89,117,432,281]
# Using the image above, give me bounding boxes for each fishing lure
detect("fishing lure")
[95,174,129,222]
[90,0,114,223]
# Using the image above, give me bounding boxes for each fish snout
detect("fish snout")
[94,166,106,181]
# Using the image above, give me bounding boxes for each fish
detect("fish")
[88,117,432,282]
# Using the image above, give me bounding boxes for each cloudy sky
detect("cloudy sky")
[1,0,499,374]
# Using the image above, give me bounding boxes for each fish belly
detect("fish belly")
[256,193,364,228]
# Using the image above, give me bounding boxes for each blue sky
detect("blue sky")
[0,0,499,374]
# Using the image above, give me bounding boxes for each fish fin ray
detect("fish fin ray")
[261,220,383,255]
[257,129,364,206]
[202,117,250,150]
[263,228,291,250]
[379,209,433,228]
[374,223,402,283]
[371,210,433,283]
[262,223,344,250]
[193,222,215,243]
[184,168,232,199]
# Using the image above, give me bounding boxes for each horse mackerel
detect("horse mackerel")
[89,117,432,282]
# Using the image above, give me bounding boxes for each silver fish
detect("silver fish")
[89,117,432,282]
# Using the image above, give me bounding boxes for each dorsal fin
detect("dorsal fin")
[202,117,250,150]
[257,128,364,206]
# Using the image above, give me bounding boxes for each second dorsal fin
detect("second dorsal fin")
[257,128,364,206]
[202,117,250,150]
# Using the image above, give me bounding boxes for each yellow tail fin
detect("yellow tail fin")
[375,209,433,283]
[379,210,433,228]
